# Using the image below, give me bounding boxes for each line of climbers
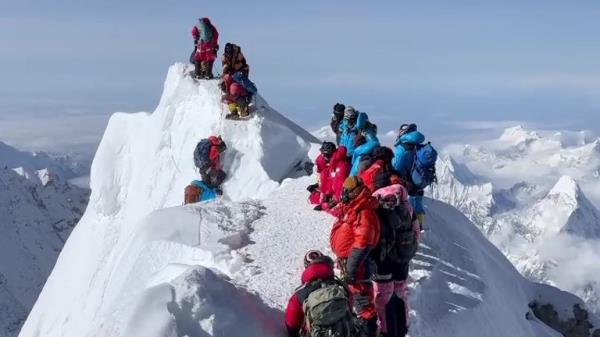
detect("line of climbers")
[287,103,438,337]
[189,17,258,120]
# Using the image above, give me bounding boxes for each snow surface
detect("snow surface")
[19,65,599,337]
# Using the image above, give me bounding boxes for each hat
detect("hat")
[333,103,346,113]
[344,106,358,119]
[398,123,417,137]
[372,146,393,162]
[343,176,362,192]
[320,142,336,156]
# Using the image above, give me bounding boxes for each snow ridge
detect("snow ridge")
[19,67,600,337]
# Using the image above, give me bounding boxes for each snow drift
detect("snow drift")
[19,65,600,337]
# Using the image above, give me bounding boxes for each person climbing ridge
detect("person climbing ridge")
[329,176,380,337]
[308,142,351,211]
[183,169,226,204]
[191,17,219,79]
[349,112,380,176]
[370,184,420,337]
[330,103,346,145]
[338,106,360,158]
[193,136,227,183]
[285,250,359,337]
[222,42,249,77]
[391,123,438,227]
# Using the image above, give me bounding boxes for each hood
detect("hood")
[331,146,348,164]
[348,187,379,211]
[373,183,409,202]
[395,130,425,146]
[301,262,334,284]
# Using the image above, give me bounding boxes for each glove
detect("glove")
[194,39,198,46]
[313,204,323,211]
[214,188,223,196]
[306,183,319,193]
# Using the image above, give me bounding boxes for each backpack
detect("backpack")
[184,184,202,205]
[193,139,212,171]
[232,72,257,95]
[411,142,438,190]
[375,206,418,264]
[302,280,357,337]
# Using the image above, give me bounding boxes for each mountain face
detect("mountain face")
[432,127,600,314]
[0,156,89,337]
[18,64,599,337]
[0,141,90,182]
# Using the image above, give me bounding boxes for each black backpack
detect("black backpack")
[193,139,212,170]
[374,206,418,264]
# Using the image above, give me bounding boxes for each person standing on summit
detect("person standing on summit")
[192,17,219,79]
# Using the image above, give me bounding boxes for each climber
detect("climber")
[359,146,396,192]
[222,42,250,77]
[391,123,438,227]
[309,142,351,211]
[307,142,336,209]
[220,73,257,120]
[193,136,227,183]
[183,169,226,204]
[349,112,380,176]
[330,103,346,144]
[284,250,357,337]
[191,17,219,79]
[338,106,359,157]
[371,184,420,337]
[329,176,380,337]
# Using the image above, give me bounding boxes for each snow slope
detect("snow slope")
[19,66,599,337]
[0,167,88,337]
[19,63,317,337]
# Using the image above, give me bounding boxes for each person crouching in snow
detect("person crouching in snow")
[285,250,358,337]
[371,184,420,337]
[192,17,219,79]
[221,74,253,119]
[184,169,226,204]
[193,136,227,183]
[330,176,380,337]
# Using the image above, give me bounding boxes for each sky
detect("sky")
[1,0,600,155]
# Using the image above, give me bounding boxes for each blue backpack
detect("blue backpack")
[232,72,257,95]
[411,143,438,189]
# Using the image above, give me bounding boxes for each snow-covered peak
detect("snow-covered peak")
[499,125,541,145]
[547,176,581,202]
[91,63,317,219]
[0,141,89,181]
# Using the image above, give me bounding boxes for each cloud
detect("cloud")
[515,74,600,93]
